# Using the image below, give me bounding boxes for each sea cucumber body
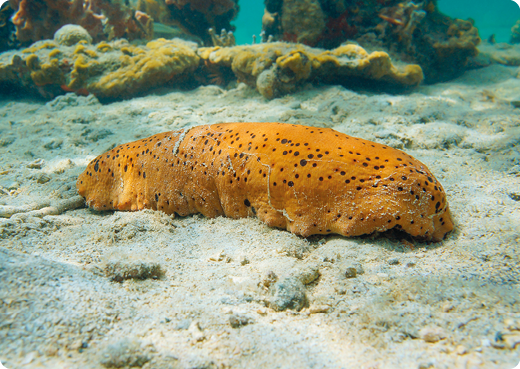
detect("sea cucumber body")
[77,123,453,241]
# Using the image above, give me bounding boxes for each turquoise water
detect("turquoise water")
[233,1,264,45]
[233,0,520,45]
[438,0,520,43]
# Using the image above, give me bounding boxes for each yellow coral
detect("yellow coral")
[30,59,65,86]
[22,42,57,53]
[96,42,113,53]
[49,49,62,58]
[75,44,99,58]
[25,54,40,69]
[69,38,200,98]
[68,54,100,90]
[276,51,312,80]
[199,42,423,98]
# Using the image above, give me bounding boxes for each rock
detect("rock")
[99,338,151,368]
[26,159,44,169]
[35,173,51,184]
[291,264,320,285]
[307,305,330,314]
[419,326,447,343]
[261,271,278,289]
[508,192,520,201]
[388,258,400,265]
[174,319,191,330]
[505,318,520,331]
[208,250,231,262]
[269,277,308,312]
[455,345,467,355]
[188,321,205,342]
[103,260,164,282]
[344,267,357,279]
[229,314,253,328]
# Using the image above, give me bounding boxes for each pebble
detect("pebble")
[261,271,278,288]
[419,326,446,343]
[307,305,330,314]
[388,258,400,265]
[269,277,308,312]
[35,173,51,184]
[26,158,44,169]
[208,250,231,262]
[505,318,520,331]
[99,338,150,368]
[406,260,417,267]
[229,314,253,328]
[344,267,357,279]
[508,192,520,201]
[292,264,320,285]
[491,333,520,349]
[455,345,467,355]
[174,319,191,330]
[188,321,205,342]
[441,301,454,312]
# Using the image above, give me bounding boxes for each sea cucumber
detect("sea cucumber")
[77,122,453,241]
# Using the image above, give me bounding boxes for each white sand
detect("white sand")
[0,64,519,369]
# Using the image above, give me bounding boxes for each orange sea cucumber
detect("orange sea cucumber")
[77,123,453,241]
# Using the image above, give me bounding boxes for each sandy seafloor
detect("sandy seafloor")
[0,63,519,369]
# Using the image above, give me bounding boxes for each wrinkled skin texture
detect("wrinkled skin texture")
[77,123,454,242]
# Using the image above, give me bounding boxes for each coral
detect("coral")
[9,0,153,45]
[0,28,423,100]
[164,0,239,45]
[261,0,481,82]
[430,19,480,75]
[280,0,325,45]
[0,2,15,52]
[0,35,200,99]
[208,27,235,47]
[69,38,200,98]
[511,20,520,44]
[199,42,423,99]
[54,24,93,46]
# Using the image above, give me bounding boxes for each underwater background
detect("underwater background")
[1,1,520,369]
[233,0,520,44]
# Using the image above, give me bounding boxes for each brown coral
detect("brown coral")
[9,0,153,45]
[164,0,239,45]
[261,0,481,82]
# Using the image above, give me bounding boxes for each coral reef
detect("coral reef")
[9,0,152,46]
[163,0,239,45]
[511,20,520,44]
[54,24,93,46]
[261,0,480,82]
[0,27,423,100]
[0,27,200,99]
[280,0,325,45]
[208,27,235,47]
[199,42,423,99]
[0,2,15,53]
